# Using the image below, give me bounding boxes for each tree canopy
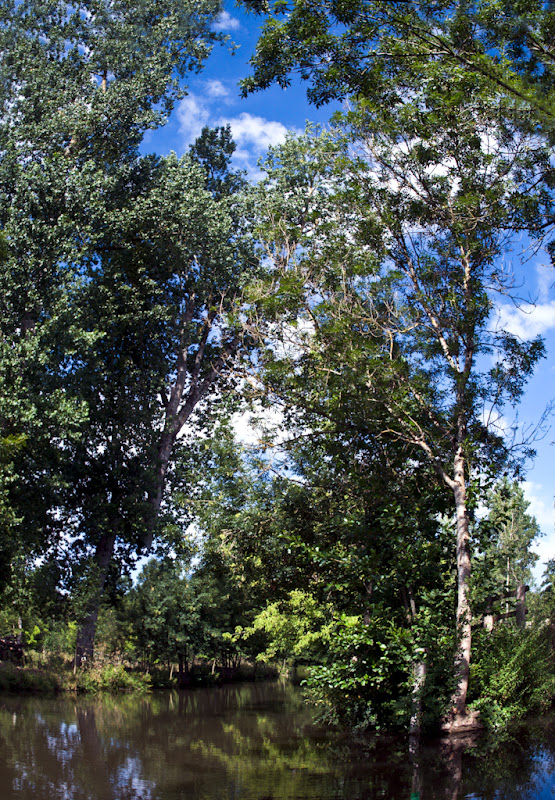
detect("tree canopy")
[0,0,553,736]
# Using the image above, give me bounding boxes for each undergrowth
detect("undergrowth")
[469,623,555,730]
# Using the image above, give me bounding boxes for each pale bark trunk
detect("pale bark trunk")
[451,446,472,721]
[515,582,526,629]
[409,658,428,736]
[74,527,118,668]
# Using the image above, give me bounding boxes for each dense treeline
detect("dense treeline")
[0,0,554,732]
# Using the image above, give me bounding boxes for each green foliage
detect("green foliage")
[303,614,413,731]
[0,664,60,694]
[73,664,151,695]
[469,625,555,729]
[473,479,542,612]
[302,599,458,733]
[41,621,79,660]
[537,559,555,621]
[0,0,224,558]
[238,590,333,667]
[0,0,254,662]
[240,0,555,152]
[125,558,193,666]
[244,58,547,717]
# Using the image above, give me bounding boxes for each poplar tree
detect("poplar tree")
[0,1,258,660]
[69,132,254,663]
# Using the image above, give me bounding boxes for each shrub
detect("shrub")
[0,663,59,693]
[73,663,151,694]
[469,623,555,729]
[302,614,413,731]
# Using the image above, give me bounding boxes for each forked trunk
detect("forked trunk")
[144,428,176,551]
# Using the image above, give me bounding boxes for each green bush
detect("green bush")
[74,663,151,694]
[469,623,555,729]
[303,614,413,731]
[302,608,457,733]
[0,663,59,693]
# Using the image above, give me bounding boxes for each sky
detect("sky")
[142,3,555,582]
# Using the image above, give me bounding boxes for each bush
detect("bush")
[73,663,151,694]
[0,663,60,693]
[302,608,457,733]
[302,614,413,731]
[469,623,555,729]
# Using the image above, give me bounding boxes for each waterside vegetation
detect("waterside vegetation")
[1,0,555,735]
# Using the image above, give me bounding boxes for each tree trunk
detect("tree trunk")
[409,658,427,737]
[144,428,176,550]
[515,582,526,629]
[74,527,118,668]
[363,581,373,626]
[449,447,473,724]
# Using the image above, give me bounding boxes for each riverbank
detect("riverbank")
[0,659,279,695]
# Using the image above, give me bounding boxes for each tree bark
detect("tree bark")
[515,582,526,629]
[74,526,118,668]
[450,446,472,722]
[143,331,242,551]
[144,426,177,550]
[409,658,428,737]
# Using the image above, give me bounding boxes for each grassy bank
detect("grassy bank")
[0,658,279,695]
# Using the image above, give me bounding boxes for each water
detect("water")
[0,682,553,799]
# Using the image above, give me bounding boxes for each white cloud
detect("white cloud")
[523,481,554,536]
[177,95,299,176]
[220,113,291,151]
[496,300,555,340]
[216,112,298,174]
[481,407,512,436]
[177,95,210,145]
[206,79,230,99]
[212,11,241,32]
[233,407,284,447]
[536,263,554,303]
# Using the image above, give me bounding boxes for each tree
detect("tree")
[239,1,555,126]
[126,558,197,680]
[181,344,459,730]
[67,128,256,664]
[0,1,260,663]
[248,86,546,726]
[474,479,540,627]
[236,0,555,730]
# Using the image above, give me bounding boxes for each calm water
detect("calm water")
[0,682,553,800]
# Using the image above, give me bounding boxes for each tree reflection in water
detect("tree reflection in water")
[0,685,553,799]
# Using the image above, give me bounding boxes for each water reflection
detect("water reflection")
[0,684,553,800]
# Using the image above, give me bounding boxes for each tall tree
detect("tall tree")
[474,479,540,627]
[239,0,555,123]
[0,2,258,661]
[249,93,546,726]
[68,128,256,664]
[0,0,221,513]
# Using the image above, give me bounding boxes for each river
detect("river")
[0,682,553,799]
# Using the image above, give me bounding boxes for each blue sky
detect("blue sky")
[141,6,336,173]
[142,3,555,581]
